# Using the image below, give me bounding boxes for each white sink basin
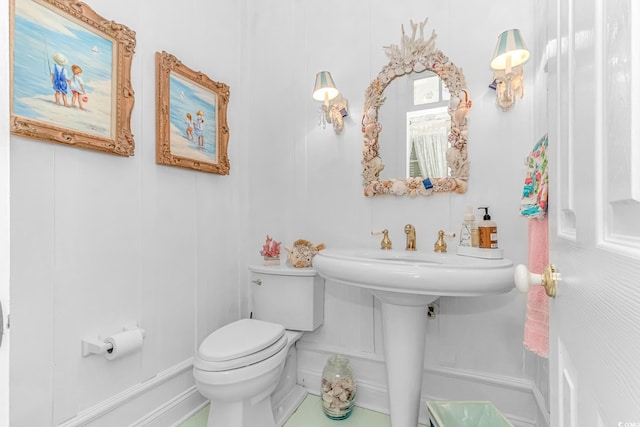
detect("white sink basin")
[314,248,514,300]
[313,247,514,427]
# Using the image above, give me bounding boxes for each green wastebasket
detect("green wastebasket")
[427,401,513,427]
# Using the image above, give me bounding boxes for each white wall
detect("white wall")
[8,0,548,425]
[9,0,245,425]
[244,0,546,423]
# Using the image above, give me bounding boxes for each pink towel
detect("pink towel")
[523,216,549,357]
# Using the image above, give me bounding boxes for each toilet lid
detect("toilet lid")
[198,318,285,363]
[195,333,287,372]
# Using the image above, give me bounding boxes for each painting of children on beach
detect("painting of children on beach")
[168,73,218,163]
[12,0,114,137]
[10,0,136,156]
[156,51,229,174]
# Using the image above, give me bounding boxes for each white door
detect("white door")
[547,0,640,425]
[0,0,10,425]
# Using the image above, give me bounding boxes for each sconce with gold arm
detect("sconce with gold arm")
[490,29,530,111]
[313,71,349,134]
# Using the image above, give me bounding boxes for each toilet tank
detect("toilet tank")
[249,265,325,331]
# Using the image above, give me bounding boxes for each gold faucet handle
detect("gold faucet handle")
[371,229,392,250]
[434,230,456,253]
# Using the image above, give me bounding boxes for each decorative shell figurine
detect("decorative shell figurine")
[286,239,325,268]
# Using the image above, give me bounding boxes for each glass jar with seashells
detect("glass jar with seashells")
[321,354,357,420]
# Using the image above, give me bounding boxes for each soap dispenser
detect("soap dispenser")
[458,206,477,247]
[478,207,498,249]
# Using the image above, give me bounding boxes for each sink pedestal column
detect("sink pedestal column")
[379,296,431,427]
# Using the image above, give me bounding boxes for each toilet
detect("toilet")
[193,265,324,427]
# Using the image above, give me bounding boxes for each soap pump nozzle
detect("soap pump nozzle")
[479,207,491,220]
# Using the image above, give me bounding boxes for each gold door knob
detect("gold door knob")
[514,263,559,298]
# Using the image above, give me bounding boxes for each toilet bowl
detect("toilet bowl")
[193,319,289,427]
[193,265,325,427]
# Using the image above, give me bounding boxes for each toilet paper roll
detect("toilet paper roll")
[104,329,144,360]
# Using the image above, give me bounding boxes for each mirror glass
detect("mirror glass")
[362,18,472,197]
[377,71,451,179]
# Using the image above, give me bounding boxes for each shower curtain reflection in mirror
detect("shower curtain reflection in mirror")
[407,107,450,178]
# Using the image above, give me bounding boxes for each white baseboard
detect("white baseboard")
[532,385,551,427]
[135,386,207,427]
[296,341,546,427]
[273,384,307,427]
[55,345,550,427]
[170,397,210,427]
[59,358,202,427]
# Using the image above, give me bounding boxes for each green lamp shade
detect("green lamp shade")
[490,29,530,70]
[313,71,339,101]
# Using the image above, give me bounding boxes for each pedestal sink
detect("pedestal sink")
[313,248,514,427]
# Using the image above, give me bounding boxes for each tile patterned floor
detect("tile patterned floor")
[179,394,429,427]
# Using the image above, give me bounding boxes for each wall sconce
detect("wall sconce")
[312,71,349,134]
[490,29,530,111]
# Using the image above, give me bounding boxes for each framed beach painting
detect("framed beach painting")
[9,0,136,156]
[155,51,230,175]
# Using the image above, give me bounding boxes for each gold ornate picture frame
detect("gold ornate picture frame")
[10,0,136,156]
[155,51,230,175]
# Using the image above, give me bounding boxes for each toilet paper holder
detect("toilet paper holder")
[81,326,146,357]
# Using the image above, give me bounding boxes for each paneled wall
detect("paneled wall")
[9,1,245,425]
[8,0,547,425]
[244,0,545,425]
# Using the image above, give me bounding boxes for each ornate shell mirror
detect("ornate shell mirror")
[362,18,471,197]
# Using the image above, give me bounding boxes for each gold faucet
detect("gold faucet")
[404,224,417,251]
[371,229,392,250]
[434,230,456,253]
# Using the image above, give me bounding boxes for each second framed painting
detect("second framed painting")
[156,51,230,175]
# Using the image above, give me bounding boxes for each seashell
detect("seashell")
[391,180,408,195]
[286,239,325,268]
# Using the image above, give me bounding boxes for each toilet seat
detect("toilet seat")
[195,319,287,372]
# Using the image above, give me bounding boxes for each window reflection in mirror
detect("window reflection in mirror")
[379,71,452,179]
[408,74,451,178]
[407,107,450,178]
[400,74,450,179]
